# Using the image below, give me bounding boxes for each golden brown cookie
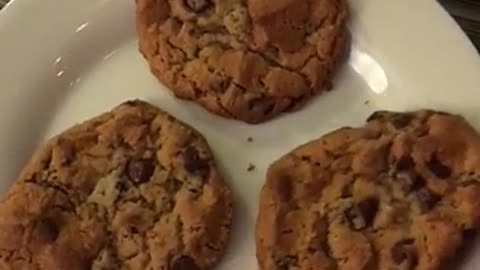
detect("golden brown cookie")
[0,100,232,270]
[256,110,480,270]
[136,0,349,123]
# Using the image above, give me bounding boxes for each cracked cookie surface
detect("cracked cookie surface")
[256,110,480,270]
[0,100,232,270]
[136,0,349,123]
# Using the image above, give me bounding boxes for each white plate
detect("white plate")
[0,0,480,269]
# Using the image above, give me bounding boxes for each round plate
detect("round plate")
[1,0,480,268]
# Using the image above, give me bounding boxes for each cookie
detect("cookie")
[0,100,232,270]
[136,0,349,123]
[256,110,480,270]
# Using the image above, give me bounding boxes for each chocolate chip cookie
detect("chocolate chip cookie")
[0,100,232,270]
[256,110,480,270]
[136,0,349,123]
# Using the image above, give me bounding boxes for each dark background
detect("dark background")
[440,0,480,52]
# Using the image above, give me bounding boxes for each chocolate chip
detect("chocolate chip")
[391,245,407,264]
[345,198,379,230]
[340,182,353,198]
[183,147,210,178]
[427,154,451,179]
[301,156,311,161]
[218,80,230,91]
[396,171,425,192]
[35,218,60,243]
[248,98,263,111]
[463,228,476,239]
[391,239,418,268]
[274,255,297,270]
[367,112,413,129]
[395,156,415,171]
[367,111,387,122]
[390,114,413,129]
[264,103,275,115]
[127,158,155,184]
[345,207,365,230]
[115,180,128,192]
[213,79,230,92]
[123,100,142,107]
[275,259,289,270]
[285,100,297,112]
[170,255,200,270]
[358,198,379,226]
[167,115,176,122]
[129,226,139,234]
[188,187,201,195]
[184,0,212,13]
[416,188,441,213]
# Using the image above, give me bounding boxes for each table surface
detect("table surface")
[0,0,479,52]
[439,0,480,52]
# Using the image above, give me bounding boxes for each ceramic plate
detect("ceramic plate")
[0,0,479,268]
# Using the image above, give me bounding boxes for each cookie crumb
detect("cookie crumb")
[364,100,370,105]
[247,137,254,143]
[248,163,256,172]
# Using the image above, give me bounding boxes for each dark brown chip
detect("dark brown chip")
[248,163,256,172]
[396,171,425,192]
[35,218,60,243]
[263,103,275,116]
[247,98,262,111]
[345,207,364,230]
[300,156,311,161]
[184,0,212,13]
[275,259,289,270]
[391,239,418,268]
[123,100,143,107]
[416,188,441,213]
[426,154,452,179]
[129,226,139,234]
[183,147,210,178]
[115,180,128,192]
[340,182,353,198]
[126,158,155,184]
[285,96,306,112]
[357,198,379,227]
[367,112,413,129]
[390,114,413,129]
[170,255,200,270]
[366,111,387,122]
[274,255,298,270]
[212,79,231,92]
[395,156,415,171]
[345,198,378,230]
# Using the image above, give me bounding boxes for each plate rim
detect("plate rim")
[0,0,480,269]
